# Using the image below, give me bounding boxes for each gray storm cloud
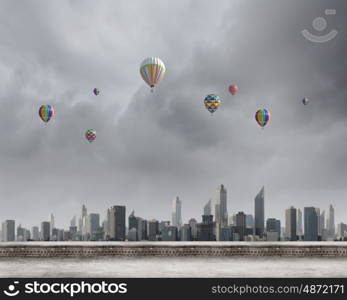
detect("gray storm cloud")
[0,0,346,228]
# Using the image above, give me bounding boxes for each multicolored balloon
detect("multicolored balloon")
[229,84,239,95]
[204,94,221,114]
[140,57,166,91]
[85,129,96,143]
[302,97,310,105]
[255,108,270,128]
[93,88,100,96]
[39,105,54,124]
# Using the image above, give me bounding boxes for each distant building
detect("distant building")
[304,207,318,241]
[180,224,191,241]
[215,184,228,228]
[16,224,26,241]
[266,218,281,240]
[31,226,39,241]
[254,187,265,237]
[204,199,212,216]
[87,213,100,240]
[297,209,303,236]
[41,221,50,241]
[220,227,232,241]
[285,206,297,241]
[2,220,15,242]
[197,215,214,241]
[161,226,178,241]
[172,197,182,228]
[148,219,159,241]
[188,218,198,240]
[128,228,137,241]
[50,213,55,236]
[246,214,254,228]
[235,212,246,241]
[107,206,126,241]
[137,218,147,241]
[337,223,347,240]
[320,211,325,237]
[326,204,335,238]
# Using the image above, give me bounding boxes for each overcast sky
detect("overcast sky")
[0,0,346,229]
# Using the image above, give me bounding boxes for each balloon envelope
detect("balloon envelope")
[204,94,221,114]
[39,105,54,123]
[85,129,96,142]
[93,88,100,95]
[140,57,166,89]
[302,97,310,105]
[255,108,270,127]
[229,84,239,95]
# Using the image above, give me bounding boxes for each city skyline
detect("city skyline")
[1,184,346,242]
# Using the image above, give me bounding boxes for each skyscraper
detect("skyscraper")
[87,213,100,240]
[188,218,198,240]
[41,221,50,241]
[172,196,182,228]
[1,220,15,242]
[297,208,303,236]
[215,185,228,227]
[266,218,281,236]
[147,219,159,241]
[128,210,138,240]
[235,211,246,241]
[304,207,318,241]
[107,206,126,241]
[285,206,297,241]
[254,186,265,237]
[50,213,55,235]
[326,204,335,238]
[31,226,39,241]
[204,199,212,216]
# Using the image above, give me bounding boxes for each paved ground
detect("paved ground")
[0,256,346,277]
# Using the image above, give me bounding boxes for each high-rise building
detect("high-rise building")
[188,218,198,240]
[197,215,214,241]
[254,186,265,237]
[320,211,325,234]
[161,226,178,241]
[87,213,100,240]
[246,214,254,228]
[285,206,297,241]
[215,184,228,228]
[50,213,55,236]
[172,196,182,228]
[297,209,303,236]
[41,221,50,241]
[235,212,246,241]
[266,218,281,240]
[2,220,15,242]
[31,226,39,241]
[337,223,347,239]
[204,199,212,216]
[304,207,318,241]
[70,216,77,227]
[107,206,126,241]
[16,224,26,241]
[147,219,159,241]
[137,218,147,241]
[128,211,139,241]
[180,224,191,241]
[326,204,335,238]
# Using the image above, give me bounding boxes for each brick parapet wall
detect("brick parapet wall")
[0,243,347,257]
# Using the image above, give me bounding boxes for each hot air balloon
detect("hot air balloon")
[302,97,310,105]
[204,94,221,114]
[229,84,239,95]
[85,129,96,143]
[140,57,166,92]
[255,108,270,128]
[93,88,100,96]
[39,105,54,124]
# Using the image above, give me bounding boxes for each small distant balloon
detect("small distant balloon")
[140,57,166,91]
[204,94,221,114]
[302,97,310,105]
[85,129,96,143]
[93,88,100,96]
[255,108,270,128]
[229,84,239,95]
[39,105,54,124]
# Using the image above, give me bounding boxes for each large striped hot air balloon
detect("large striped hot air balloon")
[255,108,270,128]
[204,94,221,114]
[39,105,54,124]
[85,129,96,143]
[140,57,166,92]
